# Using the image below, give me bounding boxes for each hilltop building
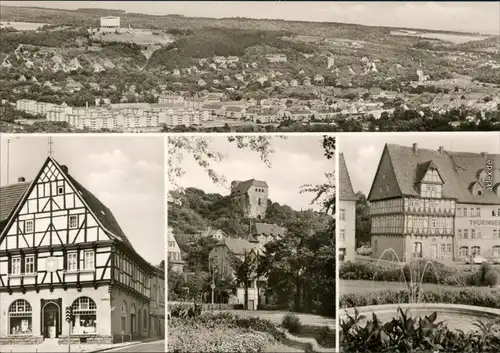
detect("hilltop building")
[0,157,164,344]
[100,16,120,32]
[339,153,357,261]
[368,143,500,262]
[230,179,268,219]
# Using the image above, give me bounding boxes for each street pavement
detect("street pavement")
[0,339,165,353]
[99,340,165,352]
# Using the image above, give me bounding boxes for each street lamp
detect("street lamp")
[6,137,20,185]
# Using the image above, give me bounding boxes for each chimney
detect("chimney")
[481,152,487,158]
[17,177,26,183]
[413,143,418,155]
[60,165,68,174]
[438,146,444,153]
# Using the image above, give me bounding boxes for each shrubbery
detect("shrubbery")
[340,307,500,353]
[340,288,500,309]
[168,312,285,352]
[281,313,302,334]
[340,260,499,287]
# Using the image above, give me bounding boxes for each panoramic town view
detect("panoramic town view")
[0,1,499,133]
[167,135,335,352]
[0,135,165,352]
[338,133,500,352]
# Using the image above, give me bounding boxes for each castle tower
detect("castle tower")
[230,179,268,219]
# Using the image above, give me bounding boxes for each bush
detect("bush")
[340,288,500,309]
[282,313,302,334]
[340,260,497,288]
[340,307,500,353]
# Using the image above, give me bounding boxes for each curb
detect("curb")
[88,339,164,352]
[277,328,336,353]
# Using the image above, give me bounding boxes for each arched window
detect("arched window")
[9,300,32,335]
[121,301,127,333]
[71,297,97,334]
[143,309,148,330]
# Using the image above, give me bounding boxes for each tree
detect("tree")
[230,251,258,309]
[355,192,371,248]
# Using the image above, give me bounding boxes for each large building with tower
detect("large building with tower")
[230,179,269,219]
[339,153,357,261]
[368,143,500,262]
[0,157,164,345]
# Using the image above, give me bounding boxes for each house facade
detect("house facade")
[167,227,184,273]
[0,157,164,345]
[339,153,357,261]
[368,143,500,262]
[208,238,260,310]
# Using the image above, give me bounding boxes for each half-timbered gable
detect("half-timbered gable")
[0,157,117,292]
[0,156,165,345]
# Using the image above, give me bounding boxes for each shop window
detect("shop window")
[71,297,97,334]
[9,300,32,335]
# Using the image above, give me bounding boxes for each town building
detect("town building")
[230,180,269,219]
[265,54,287,63]
[208,238,260,310]
[167,227,184,273]
[339,153,357,261]
[248,222,286,251]
[0,157,164,345]
[368,143,500,262]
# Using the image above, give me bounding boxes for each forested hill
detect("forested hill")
[167,187,331,239]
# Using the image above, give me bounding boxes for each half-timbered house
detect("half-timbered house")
[0,156,165,345]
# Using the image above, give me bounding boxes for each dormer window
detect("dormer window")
[423,169,441,183]
[471,182,484,196]
[420,183,442,198]
[477,169,487,185]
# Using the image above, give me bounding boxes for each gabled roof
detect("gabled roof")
[231,179,268,195]
[0,157,134,248]
[0,182,30,232]
[62,171,133,248]
[415,160,443,184]
[382,144,500,204]
[339,153,357,201]
[215,237,257,255]
[251,222,285,237]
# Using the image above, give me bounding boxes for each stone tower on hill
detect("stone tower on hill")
[230,179,268,219]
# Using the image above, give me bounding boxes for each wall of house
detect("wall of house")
[371,235,405,261]
[109,286,150,342]
[455,203,500,259]
[247,187,268,220]
[339,199,356,261]
[0,286,111,338]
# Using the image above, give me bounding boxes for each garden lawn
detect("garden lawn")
[213,310,335,329]
[341,279,499,295]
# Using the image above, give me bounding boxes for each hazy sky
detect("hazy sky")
[3,1,499,34]
[0,135,165,265]
[341,133,500,196]
[171,135,333,211]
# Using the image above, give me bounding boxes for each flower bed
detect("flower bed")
[340,287,500,309]
[340,307,500,353]
[168,312,285,353]
[340,260,499,287]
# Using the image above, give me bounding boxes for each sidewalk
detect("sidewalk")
[0,339,160,353]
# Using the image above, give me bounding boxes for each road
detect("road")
[99,340,165,352]
[340,279,499,295]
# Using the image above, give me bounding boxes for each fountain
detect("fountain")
[341,248,500,333]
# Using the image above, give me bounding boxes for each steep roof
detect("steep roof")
[62,170,134,248]
[1,157,134,249]
[231,179,268,195]
[339,153,357,201]
[215,237,257,255]
[382,144,500,204]
[0,182,30,232]
[252,222,285,237]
